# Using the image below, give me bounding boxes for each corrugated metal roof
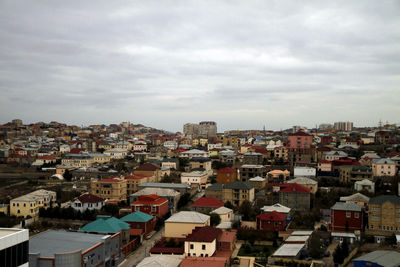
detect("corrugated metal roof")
[331,202,362,211]
[353,250,400,266]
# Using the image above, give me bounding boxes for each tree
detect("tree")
[333,245,344,265]
[63,169,72,181]
[210,213,221,226]
[238,200,253,221]
[224,201,234,210]
[386,233,397,246]
[178,193,191,209]
[308,234,324,259]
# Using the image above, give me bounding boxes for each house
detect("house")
[353,250,400,267]
[120,211,156,238]
[133,140,147,152]
[181,170,208,189]
[125,174,154,195]
[71,193,105,213]
[340,193,370,207]
[339,165,373,184]
[248,176,266,189]
[191,197,224,214]
[10,189,56,218]
[261,203,291,216]
[329,202,363,232]
[211,206,234,222]
[354,179,375,193]
[205,183,224,200]
[29,230,123,267]
[223,181,255,206]
[35,155,57,165]
[287,131,313,150]
[184,226,222,257]
[318,160,332,172]
[287,177,318,194]
[266,169,290,184]
[322,150,348,161]
[240,164,266,182]
[216,167,237,185]
[372,158,397,177]
[256,211,287,231]
[243,151,263,165]
[104,148,128,159]
[181,149,209,159]
[293,167,316,178]
[90,177,127,202]
[367,195,400,237]
[165,211,210,238]
[130,188,180,212]
[161,157,179,170]
[279,183,311,211]
[131,194,169,218]
[138,182,191,195]
[189,157,212,176]
[133,163,161,181]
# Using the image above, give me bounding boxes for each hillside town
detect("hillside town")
[1,119,400,267]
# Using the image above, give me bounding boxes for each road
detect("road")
[119,191,204,266]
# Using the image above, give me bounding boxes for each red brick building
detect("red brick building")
[216,167,237,184]
[256,211,287,231]
[287,131,313,150]
[329,202,363,232]
[131,194,169,218]
[192,197,224,214]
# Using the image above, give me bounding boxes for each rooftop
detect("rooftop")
[165,211,210,224]
[331,202,362,212]
[120,211,154,222]
[353,250,400,266]
[272,243,305,257]
[79,216,130,233]
[137,255,182,267]
[185,226,222,242]
[192,197,224,208]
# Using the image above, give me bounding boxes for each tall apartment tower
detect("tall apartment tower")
[333,121,353,131]
[199,121,217,137]
[183,123,200,137]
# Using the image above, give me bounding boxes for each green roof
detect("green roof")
[79,216,130,233]
[120,211,154,222]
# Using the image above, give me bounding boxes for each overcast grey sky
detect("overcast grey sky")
[0,1,399,132]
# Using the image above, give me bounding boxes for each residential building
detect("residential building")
[329,202,363,232]
[163,141,178,150]
[71,193,105,213]
[293,167,316,178]
[372,158,397,177]
[181,149,209,159]
[161,157,179,170]
[189,157,212,176]
[279,183,311,211]
[125,174,154,195]
[339,165,373,184]
[133,140,147,152]
[256,211,287,231]
[29,230,122,267]
[184,226,222,257]
[165,211,210,238]
[0,228,29,267]
[287,177,318,194]
[243,152,263,165]
[368,195,400,236]
[61,153,92,167]
[120,211,156,238]
[240,164,266,182]
[261,203,291,216]
[222,181,255,206]
[322,151,348,161]
[183,123,200,137]
[211,206,234,223]
[334,121,353,131]
[216,167,237,185]
[248,176,266,189]
[181,170,208,189]
[138,182,191,195]
[130,188,180,212]
[354,179,375,193]
[191,197,224,214]
[131,194,169,218]
[133,163,162,181]
[266,169,290,184]
[90,177,127,202]
[199,121,217,137]
[10,189,56,218]
[340,193,370,207]
[104,148,128,159]
[287,131,312,150]
[205,183,224,200]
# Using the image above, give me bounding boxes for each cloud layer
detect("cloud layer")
[1,1,399,131]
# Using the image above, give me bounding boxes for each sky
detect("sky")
[0,1,399,132]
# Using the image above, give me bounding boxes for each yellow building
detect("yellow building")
[61,154,93,167]
[368,195,400,237]
[222,181,255,206]
[10,189,56,218]
[89,153,111,164]
[90,177,127,201]
[125,174,155,196]
[165,211,210,238]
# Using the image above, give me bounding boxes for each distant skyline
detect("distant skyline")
[1,1,399,132]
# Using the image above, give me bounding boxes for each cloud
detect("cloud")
[0,0,399,131]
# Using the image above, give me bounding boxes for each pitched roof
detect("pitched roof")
[132,195,168,205]
[125,174,152,180]
[165,211,210,223]
[77,193,104,203]
[192,197,224,208]
[211,206,233,215]
[331,202,362,212]
[261,203,291,214]
[369,195,400,205]
[289,131,312,136]
[79,216,130,233]
[257,211,287,221]
[340,193,370,203]
[120,211,154,222]
[185,226,222,242]
[353,250,400,266]
[225,181,253,190]
[136,163,160,171]
[217,167,236,173]
[280,183,310,193]
[206,183,224,191]
[287,177,317,185]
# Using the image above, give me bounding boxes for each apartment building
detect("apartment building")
[10,189,56,218]
[368,195,400,237]
[90,177,127,202]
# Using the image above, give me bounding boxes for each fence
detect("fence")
[340,247,358,267]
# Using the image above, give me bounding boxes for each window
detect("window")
[23,203,26,207]
[346,212,351,218]
[354,212,359,218]
[190,244,194,249]
[202,245,206,250]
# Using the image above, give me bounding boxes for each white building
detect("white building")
[163,141,178,150]
[293,167,316,178]
[181,149,209,159]
[0,228,29,267]
[354,179,375,193]
[181,171,208,189]
[71,193,105,213]
[104,148,128,159]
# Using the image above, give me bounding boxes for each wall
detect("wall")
[165,222,209,238]
[185,239,216,257]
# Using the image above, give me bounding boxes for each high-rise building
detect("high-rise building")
[334,121,353,131]
[183,123,199,137]
[199,121,217,137]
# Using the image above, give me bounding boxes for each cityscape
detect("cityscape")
[1,1,400,267]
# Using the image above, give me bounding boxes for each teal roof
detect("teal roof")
[120,211,154,222]
[79,216,130,233]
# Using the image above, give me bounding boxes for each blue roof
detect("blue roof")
[79,216,130,233]
[120,211,154,222]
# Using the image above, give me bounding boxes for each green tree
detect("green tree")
[333,245,344,265]
[178,193,191,209]
[210,213,221,226]
[308,234,324,259]
[224,201,234,209]
[63,169,72,181]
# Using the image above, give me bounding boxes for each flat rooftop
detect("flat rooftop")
[29,230,108,258]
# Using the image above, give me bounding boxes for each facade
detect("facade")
[164,211,210,238]
[133,163,161,181]
[286,177,318,194]
[125,174,154,195]
[199,121,217,137]
[279,183,311,211]
[0,228,29,267]
[104,148,128,159]
[189,157,212,176]
[293,167,316,178]
[71,193,105,213]
[29,230,122,267]
[183,123,200,137]
[354,179,375,193]
[256,211,287,231]
[240,164,266,182]
[217,167,237,185]
[191,197,224,214]
[287,131,312,150]
[184,226,222,257]
[339,165,373,184]
[130,188,180,212]
[10,189,56,218]
[243,152,263,165]
[211,206,234,222]
[322,151,348,161]
[367,195,400,236]
[329,202,363,232]
[222,181,255,206]
[90,177,127,202]
[333,121,353,131]
[120,211,156,238]
[266,170,290,184]
[131,194,169,218]
[372,158,397,177]
[181,170,208,189]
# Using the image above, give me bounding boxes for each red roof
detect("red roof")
[317,147,331,152]
[78,193,104,203]
[280,183,310,193]
[135,163,159,171]
[133,195,168,206]
[318,160,332,164]
[125,174,152,180]
[192,197,224,208]
[99,177,122,183]
[387,152,400,157]
[8,154,31,159]
[185,226,222,242]
[257,211,286,222]
[37,155,56,160]
[217,167,236,173]
[289,131,312,136]
[70,148,86,154]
